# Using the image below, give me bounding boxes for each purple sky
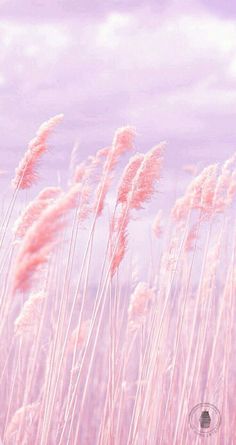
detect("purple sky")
[1,0,236,192]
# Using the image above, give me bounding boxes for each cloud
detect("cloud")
[1,5,236,187]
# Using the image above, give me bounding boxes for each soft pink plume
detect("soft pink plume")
[12,114,63,190]
[95,126,136,216]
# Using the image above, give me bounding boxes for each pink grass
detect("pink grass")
[0,120,235,445]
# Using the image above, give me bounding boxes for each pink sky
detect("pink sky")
[0,0,236,191]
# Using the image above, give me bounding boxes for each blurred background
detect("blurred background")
[0,0,235,209]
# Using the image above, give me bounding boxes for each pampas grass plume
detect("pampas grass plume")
[12,114,63,189]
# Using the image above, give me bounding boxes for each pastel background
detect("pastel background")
[1,0,236,187]
[0,2,235,444]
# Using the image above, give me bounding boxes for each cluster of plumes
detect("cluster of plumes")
[117,153,144,205]
[172,164,218,222]
[72,146,110,187]
[13,183,89,293]
[14,291,46,337]
[13,187,62,238]
[214,155,236,211]
[5,402,39,445]
[128,143,165,210]
[67,319,90,353]
[12,114,63,189]
[128,282,155,330]
[94,126,136,216]
[172,154,236,223]
[70,147,111,221]
[12,124,138,294]
[110,142,166,276]
[11,121,164,290]
[70,134,131,218]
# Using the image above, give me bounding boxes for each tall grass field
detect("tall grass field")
[0,115,234,444]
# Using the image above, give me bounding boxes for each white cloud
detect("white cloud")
[97,12,132,48]
[1,8,236,169]
[0,21,70,64]
[96,12,236,78]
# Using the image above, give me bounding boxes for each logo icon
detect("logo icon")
[199,410,211,429]
[189,403,221,436]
